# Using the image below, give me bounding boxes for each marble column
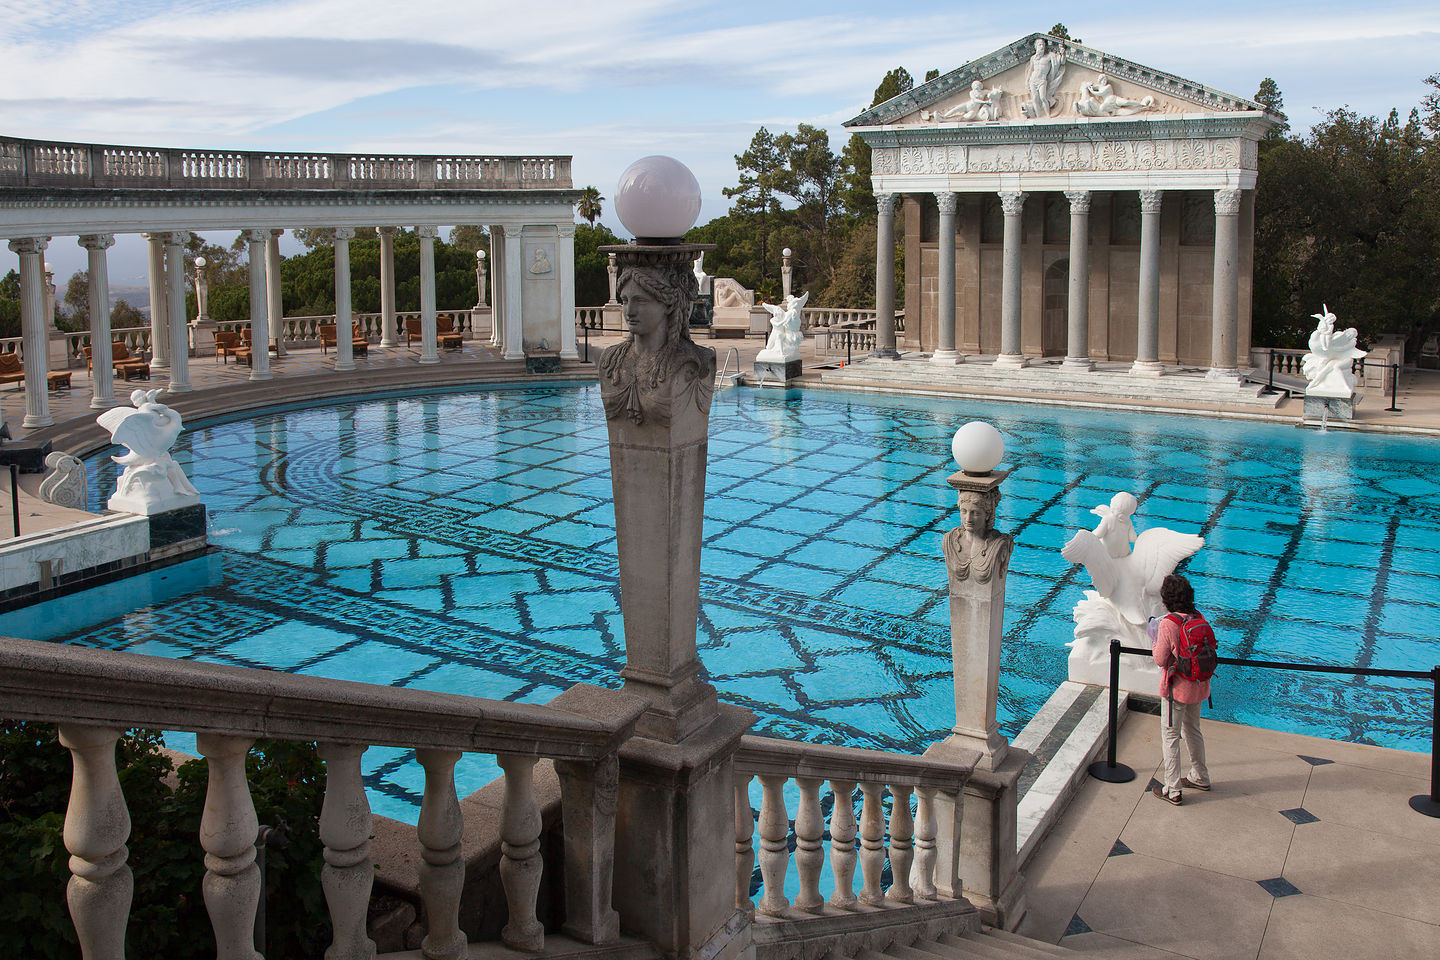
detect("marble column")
[144,234,170,370]
[242,230,272,381]
[874,193,899,358]
[491,228,507,350]
[1131,190,1164,376]
[9,237,53,428]
[502,225,524,361]
[330,228,356,372]
[1062,191,1093,371]
[265,230,286,358]
[933,192,961,364]
[994,191,1027,368]
[162,232,191,393]
[558,224,578,359]
[1208,189,1243,381]
[415,226,439,364]
[79,234,117,408]
[378,226,398,347]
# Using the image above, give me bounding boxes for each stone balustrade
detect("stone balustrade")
[0,136,573,191]
[733,734,975,920]
[0,635,643,959]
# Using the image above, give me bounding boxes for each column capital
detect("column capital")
[935,192,958,215]
[376,225,397,237]
[332,227,356,242]
[998,191,1027,216]
[78,234,116,251]
[558,224,576,239]
[8,237,49,255]
[240,229,268,244]
[1139,189,1164,215]
[269,228,285,239]
[501,224,524,238]
[415,226,440,240]
[1214,189,1242,216]
[158,231,190,246]
[876,193,896,215]
[1063,190,1092,214]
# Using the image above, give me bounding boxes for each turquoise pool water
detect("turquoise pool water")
[6,383,1438,823]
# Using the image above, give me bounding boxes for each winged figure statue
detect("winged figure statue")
[97,388,200,514]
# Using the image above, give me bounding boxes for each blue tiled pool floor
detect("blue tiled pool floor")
[9,383,1437,822]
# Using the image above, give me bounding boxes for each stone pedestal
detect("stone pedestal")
[1304,393,1356,421]
[191,318,219,357]
[47,330,69,370]
[752,358,801,383]
[602,304,623,330]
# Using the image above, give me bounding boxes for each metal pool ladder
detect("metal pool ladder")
[716,347,743,386]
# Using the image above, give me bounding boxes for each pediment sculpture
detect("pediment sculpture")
[1061,492,1204,692]
[97,388,201,516]
[922,81,1004,123]
[755,291,809,364]
[1074,73,1156,117]
[1020,37,1066,118]
[1302,305,1366,398]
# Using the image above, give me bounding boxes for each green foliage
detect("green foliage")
[111,299,145,329]
[448,225,489,255]
[871,67,913,108]
[1254,78,1290,142]
[275,230,479,316]
[1,269,22,338]
[924,69,940,82]
[577,186,605,227]
[0,723,326,960]
[62,270,89,326]
[1048,23,1081,43]
[575,222,621,306]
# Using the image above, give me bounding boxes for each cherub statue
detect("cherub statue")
[1073,73,1155,117]
[97,388,200,515]
[755,291,809,364]
[1061,492,1203,691]
[1301,304,1366,398]
[942,486,1013,584]
[1021,37,1067,119]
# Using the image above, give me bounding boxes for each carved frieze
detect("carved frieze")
[872,137,1248,177]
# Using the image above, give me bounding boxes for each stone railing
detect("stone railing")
[734,735,975,923]
[0,635,643,959]
[0,136,573,191]
[214,310,478,347]
[2,326,152,364]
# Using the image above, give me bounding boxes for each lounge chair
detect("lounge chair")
[214,330,243,363]
[321,323,368,357]
[437,317,463,350]
[1,351,79,390]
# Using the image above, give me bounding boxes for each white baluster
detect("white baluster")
[911,786,938,900]
[414,748,465,960]
[317,742,376,959]
[734,774,755,915]
[828,779,858,909]
[196,733,261,960]
[59,725,132,960]
[793,778,824,913]
[886,785,914,904]
[858,782,886,907]
[496,754,544,952]
[756,775,791,916]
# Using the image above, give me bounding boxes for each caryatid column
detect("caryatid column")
[162,232,192,393]
[9,237,53,428]
[242,230,272,381]
[558,224,578,359]
[933,192,961,364]
[78,234,117,408]
[994,191,1028,368]
[1062,191,1093,371]
[501,225,525,361]
[378,226,398,347]
[265,229,286,358]
[874,193,899,358]
[1208,189,1243,381]
[332,228,356,372]
[416,226,440,364]
[1131,190,1164,376]
[143,234,170,370]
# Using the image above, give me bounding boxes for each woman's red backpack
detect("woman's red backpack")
[1167,612,1217,683]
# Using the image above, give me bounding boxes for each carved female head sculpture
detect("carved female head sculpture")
[956,487,1001,540]
[600,255,712,425]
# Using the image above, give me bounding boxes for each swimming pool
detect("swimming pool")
[8,383,1438,822]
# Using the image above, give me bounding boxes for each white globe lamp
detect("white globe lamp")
[782,247,792,258]
[195,256,206,268]
[476,249,486,261]
[952,421,1005,476]
[615,156,702,242]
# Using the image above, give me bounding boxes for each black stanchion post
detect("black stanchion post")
[9,464,18,538]
[1088,638,1136,783]
[1268,349,1275,390]
[1410,666,1440,818]
[583,322,589,364]
[1388,362,1401,412]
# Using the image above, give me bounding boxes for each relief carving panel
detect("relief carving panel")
[872,138,1250,177]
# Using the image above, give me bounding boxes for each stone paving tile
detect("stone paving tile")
[1300,761,1440,842]
[1258,893,1440,960]
[1120,780,1297,881]
[1281,818,1440,925]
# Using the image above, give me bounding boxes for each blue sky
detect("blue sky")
[5,0,1437,286]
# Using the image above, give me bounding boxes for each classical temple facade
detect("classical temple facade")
[845,34,1280,377]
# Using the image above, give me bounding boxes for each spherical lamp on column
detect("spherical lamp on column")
[614,156,702,243]
[952,421,1005,476]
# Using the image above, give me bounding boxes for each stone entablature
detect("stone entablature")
[871,135,1258,181]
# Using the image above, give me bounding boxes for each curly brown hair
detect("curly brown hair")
[1160,573,1196,614]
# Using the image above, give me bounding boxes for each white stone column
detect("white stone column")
[416,226,440,364]
[162,232,192,393]
[265,229,285,359]
[144,234,170,370]
[332,228,356,372]
[378,226,398,347]
[241,231,272,381]
[1131,189,1164,376]
[502,225,524,360]
[994,191,1027,368]
[9,237,53,428]
[933,192,960,364]
[1062,191,1093,371]
[558,224,578,359]
[1208,189,1243,381]
[79,234,117,408]
[490,229,505,349]
[874,193,899,358]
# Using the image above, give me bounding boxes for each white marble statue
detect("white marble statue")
[97,388,201,515]
[1061,492,1204,693]
[1302,305,1366,398]
[925,81,1004,122]
[1073,74,1155,117]
[755,291,809,364]
[712,279,752,309]
[193,256,210,320]
[1021,37,1067,119]
[39,452,88,511]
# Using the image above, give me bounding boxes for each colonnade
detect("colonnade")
[872,187,1245,379]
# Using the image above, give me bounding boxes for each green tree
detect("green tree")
[1048,23,1081,42]
[448,225,489,255]
[62,270,89,327]
[111,298,145,328]
[574,222,622,305]
[723,127,789,290]
[1254,77,1291,144]
[0,269,19,338]
[577,186,605,226]
[924,69,940,82]
[776,124,846,287]
[871,67,913,107]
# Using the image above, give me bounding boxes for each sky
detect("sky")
[4,0,1438,289]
